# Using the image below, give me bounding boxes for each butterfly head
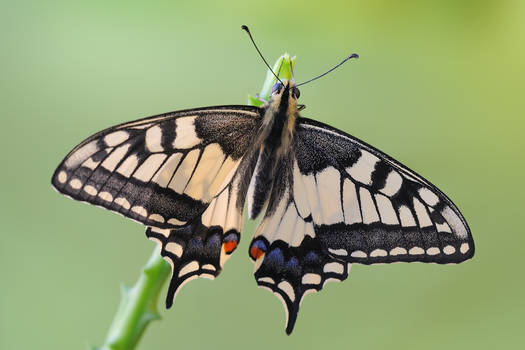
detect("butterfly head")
[271,80,301,100]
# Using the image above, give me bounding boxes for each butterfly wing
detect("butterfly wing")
[146,173,246,307]
[248,117,473,334]
[247,153,350,334]
[53,105,262,307]
[295,117,474,264]
[52,106,261,229]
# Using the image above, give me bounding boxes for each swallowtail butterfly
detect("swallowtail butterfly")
[52,26,474,334]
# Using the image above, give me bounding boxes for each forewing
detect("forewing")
[52,106,261,228]
[294,117,474,264]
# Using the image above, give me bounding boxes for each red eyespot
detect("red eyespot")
[250,246,265,260]
[223,240,238,254]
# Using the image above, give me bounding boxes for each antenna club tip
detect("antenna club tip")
[348,53,359,59]
[241,25,249,32]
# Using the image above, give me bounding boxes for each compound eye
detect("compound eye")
[293,87,301,99]
[271,82,283,94]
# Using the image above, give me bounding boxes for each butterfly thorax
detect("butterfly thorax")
[246,80,299,219]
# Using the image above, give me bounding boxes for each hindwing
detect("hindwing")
[146,174,245,307]
[52,106,261,228]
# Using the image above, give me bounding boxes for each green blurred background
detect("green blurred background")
[1,0,524,349]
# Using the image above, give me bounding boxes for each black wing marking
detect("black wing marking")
[52,106,261,229]
[249,212,350,335]
[247,157,349,334]
[146,176,244,307]
[294,117,474,264]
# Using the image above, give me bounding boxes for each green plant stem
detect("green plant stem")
[94,52,294,350]
[96,249,171,350]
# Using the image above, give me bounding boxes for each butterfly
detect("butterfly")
[51,26,474,335]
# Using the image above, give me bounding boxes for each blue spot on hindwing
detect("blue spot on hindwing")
[266,248,284,265]
[286,257,300,271]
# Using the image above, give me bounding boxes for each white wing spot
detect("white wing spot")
[148,214,165,223]
[83,185,97,196]
[370,249,388,257]
[441,206,468,239]
[305,221,315,239]
[390,247,407,256]
[419,188,440,206]
[145,125,164,152]
[275,203,299,245]
[69,179,82,189]
[323,262,344,274]
[302,273,321,285]
[101,144,130,171]
[290,216,307,247]
[149,227,170,238]
[209,156,240,197]
[200,273,215,280]
[104,131,129,147]
[178,261,199,277]
[202,264,216,271]
[208,189,229,228]
[131,206,147,217]
[460,242,470,254]
[346,150,379,185]
[64,140,98,168]
[173,116,202,149]
[168,149,200,193]
[413,197,433,228]
[98,191,113,202]
[277,281,295,302]
[398,205,416,227]
[351,250,367,258]
[328,248,348,256]
[116,154,139,178]
[409,247,424,255]
[57,171,67,184]
[380,170,403,197]
[302,173,322,224]
[323,278,341,287]
[152,153,183,187]
[316,167,344,224]
[443,245,455,255]
[258,277,275,284]
[81,157,101,170]
[114,197,131,210]
[165,242,183,257]
[359,187,380,224]
[426,247,440,255]
[133,154,168,182]
[167,218,186,226]
[343,179,362,224]
[375,193,399,225]
[184,143,226,201]
[436,221,452,233]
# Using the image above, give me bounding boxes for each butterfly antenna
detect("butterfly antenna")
[296,53,359,87]
[241,25,283,85]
